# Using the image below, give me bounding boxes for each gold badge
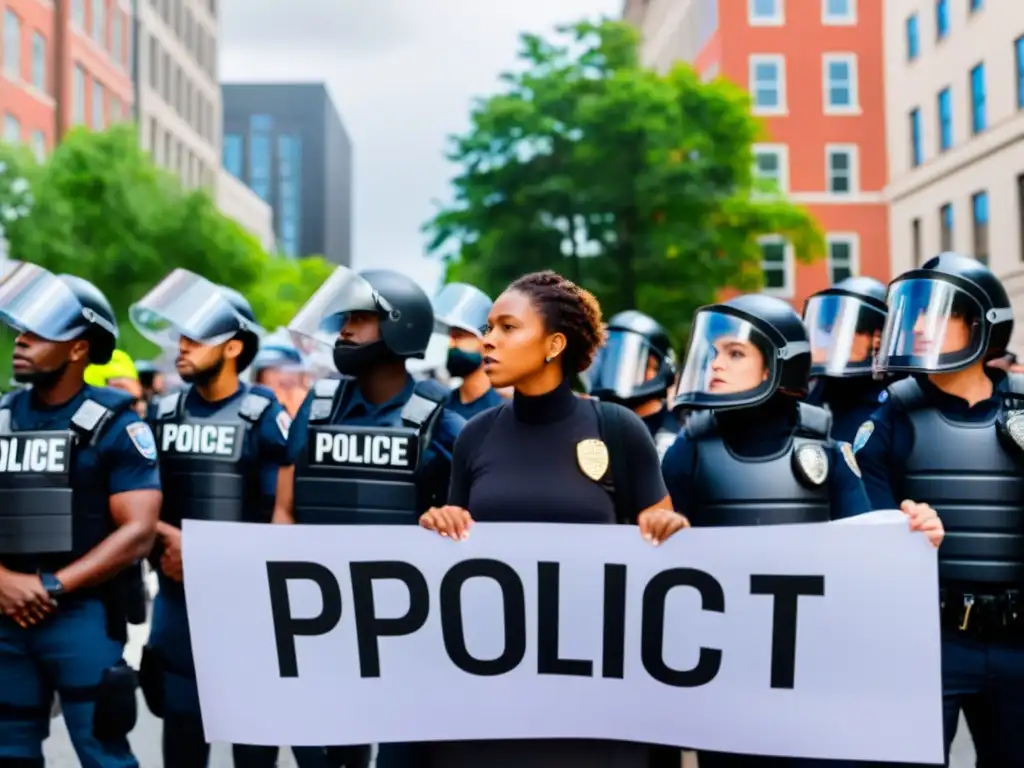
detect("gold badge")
[576,439,610,481]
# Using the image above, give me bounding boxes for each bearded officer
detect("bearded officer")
[855,253,1024,766]
[0,263,162,768]
[802,277,895,443]
[583,310,680,458]
[127,268,294,768]
[276,266,465,768]
[432,282,504,419]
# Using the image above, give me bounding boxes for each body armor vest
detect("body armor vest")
[687,402,833,527]
[890,376,1024,586]
[0,391,126,555]
[293,378,445,526]
[153,386,271,527]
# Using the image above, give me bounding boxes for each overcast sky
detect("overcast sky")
[219,0,622,294]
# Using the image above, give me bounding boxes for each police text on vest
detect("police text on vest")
[313,431,412,468]
[161,424,238,456]
[0,435,69,473]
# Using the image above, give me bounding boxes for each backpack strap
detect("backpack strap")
[153,388,188,422]
[238,387,274,424]
[594,401,636,525]
[308,377,351,423]
[70,390,135,447]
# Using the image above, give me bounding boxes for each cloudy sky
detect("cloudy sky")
[219,0,621,293]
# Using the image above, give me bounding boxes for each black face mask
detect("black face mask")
[446,348,483,378]
[180,356,225,386]
[14,360,68,390]
[333,340,393,375]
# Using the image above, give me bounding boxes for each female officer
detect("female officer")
[419,270,687,768]
[661,293,944,767]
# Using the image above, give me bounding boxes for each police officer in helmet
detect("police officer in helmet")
[433,282,504,419]
[128,268,294,767]
[278,266,465,768]
[0,263,162,767]
[803,277,894,443]
[856,252,1023,765]
[251,328,309,417]
[582,310,680,458]
[661,293,942,767]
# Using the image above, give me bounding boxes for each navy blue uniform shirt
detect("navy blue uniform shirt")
[805,376,891,444]
[446,386,504,421]
[661,398,872,520]
[854,371,1005,511]
[287,375,465,506]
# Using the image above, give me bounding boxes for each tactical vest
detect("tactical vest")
[293,378,445,526]
[687,402,833,527]
[0,391,127,556]
[890,376,1024,585]
[153,386,271,527]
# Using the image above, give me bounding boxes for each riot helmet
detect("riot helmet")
[583,310,677,405]
[252,328,305,374]
[288,266,434,376]
[876,252,1013,374]
[0,262,118,365]
[433,283,493,379]
[802,277,887,378]
[673,293,810,412]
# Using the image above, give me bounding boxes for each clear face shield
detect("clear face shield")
[803,294,886,378]
[432,283,492,338]
[673,310,778,410]
[287,266,395,354]
[0,262,114,340]
[875,278,989,374]
[129,268,261,350]
[583,329,667,400]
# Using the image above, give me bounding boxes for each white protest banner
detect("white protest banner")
[182,519,944,764]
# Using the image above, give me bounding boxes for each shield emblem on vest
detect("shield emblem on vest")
[1006,410,1024,450]
[576,439,609,481]
[793,443,828,486]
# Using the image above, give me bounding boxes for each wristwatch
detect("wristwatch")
[39,573,64,600]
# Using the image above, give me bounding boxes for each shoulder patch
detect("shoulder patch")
[878,389,889,403]
[276,410,292,440]
[852,421,874,453]
[840,441,861,477]
[126,422,157,461]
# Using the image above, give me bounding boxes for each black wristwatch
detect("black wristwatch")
[39,573,64,600]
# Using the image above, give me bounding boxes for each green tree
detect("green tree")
[245,253,337,331]
[426,19,823,346]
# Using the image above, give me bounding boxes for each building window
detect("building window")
[148,38,158,89]
[970,0,982,12]
[30,130,44,160]
[752,144,787,193]
[92,81,104,129]
[1017,37,1024,109]
[827,235,857,283]
[912,218,922,266]
[972,191,989,264]
[936,0,949,40]
[223,133,243,178]
[249,115,272,200]
[906,15,919,60]
[72,0,84,27]
[3,114,20,144]
[30,32,44,91]
[909,108,922,167]
[937,87,952,151]
[825,145,856,194]
[823,0,855,25]
[970,63,986,134]
[73,65,85,124]
[749,55,785,114]
[4,12,21,78]
[93,0,105,46]
[278,134,302,257]
[939,203,953,251]
[759,236,791,296]
[112,12,122,67]
[823,54,858,113]
[748,0,782,25]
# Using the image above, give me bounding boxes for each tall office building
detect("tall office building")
[221,82,352,264]
[625,0,890,310]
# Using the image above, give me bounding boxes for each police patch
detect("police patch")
[852,421,874,453]
[126,422,157,461]
[840,442,861,477]
[276,411,292,440]
[878,389,889,403]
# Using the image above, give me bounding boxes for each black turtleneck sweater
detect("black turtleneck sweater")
[447,378,667,523]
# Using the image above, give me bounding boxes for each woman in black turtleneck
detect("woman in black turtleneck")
[419,270,688,768]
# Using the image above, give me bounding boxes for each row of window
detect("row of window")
[749,0,856,26]
[909,190,990,266]
[149,0,216,80]
[147,33,216,142]
[760,235,857,294]
[71,0,131,72]
[146,116,212,189]
[2,12,46,93]
[906,0,984,61]
[2,115,46,160]
[72,64,126,130]
[749,53,858,115]
[908,60,988,168]
[754,143,858,194]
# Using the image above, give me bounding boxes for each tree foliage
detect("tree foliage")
[426,19,824,346]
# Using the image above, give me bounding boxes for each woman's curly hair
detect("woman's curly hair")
[508,271,606,374]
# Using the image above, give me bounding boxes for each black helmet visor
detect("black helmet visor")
[803,294,886,378]
[584,329,668,400]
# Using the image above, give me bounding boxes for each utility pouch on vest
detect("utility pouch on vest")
[92,660,138,743]
[138,645,166,719]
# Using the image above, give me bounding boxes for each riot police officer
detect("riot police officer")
[252,328,309,416]
[855,253,1022,765]
[276,266,465,768]
[802,277,892,443]
[661,293,942,767]
[583,309,680,458]
[0,263,162,767]
[432,282,504,419]
[127,269,294,768]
